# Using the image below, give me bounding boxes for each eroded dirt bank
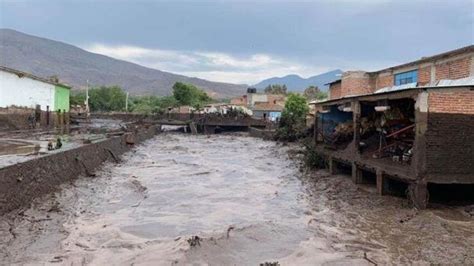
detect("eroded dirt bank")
[0,134,473,265]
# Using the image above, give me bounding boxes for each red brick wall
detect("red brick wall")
[329,82,341,100]
[435,56,472,81]
[428,89,474,114]
[418,66,432,86]
[341,72,374,97]
[375,74,394,89]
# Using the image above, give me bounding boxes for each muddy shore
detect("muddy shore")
[0,133,473,265]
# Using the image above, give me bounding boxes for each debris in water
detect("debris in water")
[131,180,147,193]
[226,226,235,239]
[49,256,64,263]
[75,242,90,249]
[363,252,377,265]
[187,236,201,247]
[260,262,280,266]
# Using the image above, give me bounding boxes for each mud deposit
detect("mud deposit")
[1,134,473,265]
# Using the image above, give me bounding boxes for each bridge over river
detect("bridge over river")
[91,113,270,133]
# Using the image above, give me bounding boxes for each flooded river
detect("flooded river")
[0,133,473,265]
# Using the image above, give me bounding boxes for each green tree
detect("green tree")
[88,86,127,112]
[264,84,287,95]
[304,85,328,101]
[70,91,86,106]
[276,93,309,141]
[172,82,212,107]
[129,95,178,114]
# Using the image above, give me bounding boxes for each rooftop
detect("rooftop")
[252,102,284,111]
[370,45,474,74]
[0,65,71,89]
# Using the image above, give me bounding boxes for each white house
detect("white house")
[0,66,70,112]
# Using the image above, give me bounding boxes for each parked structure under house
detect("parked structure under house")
[0,66,70,129]
[312,46,474,208]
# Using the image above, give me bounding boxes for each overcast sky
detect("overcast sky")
[1,0,473,84]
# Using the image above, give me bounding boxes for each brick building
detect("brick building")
[313,46,474,208]
[327,45,474,100]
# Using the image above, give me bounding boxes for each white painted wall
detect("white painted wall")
[0,70,56,111]
[248,93,268,107]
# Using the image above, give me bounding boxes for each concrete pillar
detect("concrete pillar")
[352,163,363,184]
[328,157,336,175]
[189,122,198,134]
[409,181,428,209]
[412,92,428,209]
[376,169,386,195]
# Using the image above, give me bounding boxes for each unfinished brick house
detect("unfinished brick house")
[313,46,474,208]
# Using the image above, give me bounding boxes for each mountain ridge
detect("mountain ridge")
[0,29,247,98]
[253,69,343,92]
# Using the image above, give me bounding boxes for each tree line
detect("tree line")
[70,82,214,114]
[264,84,328,101]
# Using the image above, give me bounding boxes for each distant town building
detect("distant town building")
[230,87,287,121]
[0,66,70,112]
[252,102,284,122]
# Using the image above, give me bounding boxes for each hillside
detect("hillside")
[254,69,343,91]
[0,29,247,98]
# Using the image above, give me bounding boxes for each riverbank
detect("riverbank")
[0,125,158,215]
[0,133,472,265]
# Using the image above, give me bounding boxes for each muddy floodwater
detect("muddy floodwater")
[1,133,473,265]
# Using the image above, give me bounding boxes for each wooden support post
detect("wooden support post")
[376,169,385,195]
[352,163,363,184]
[314,112,319,145]
[352,100,361,154]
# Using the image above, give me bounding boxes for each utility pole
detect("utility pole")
[125,92,129,112]
[85,80,90,121]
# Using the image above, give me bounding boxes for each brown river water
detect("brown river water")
[0,133,473,265]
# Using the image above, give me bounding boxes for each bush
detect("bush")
[275,93,309,141]
[301,138,326,169]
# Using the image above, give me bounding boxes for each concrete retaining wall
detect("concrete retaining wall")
[249,127,275,140]
[0,126,157,215]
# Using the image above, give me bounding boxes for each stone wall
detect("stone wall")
[0,126,157,215]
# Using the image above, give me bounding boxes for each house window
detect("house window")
[394,70,418,85]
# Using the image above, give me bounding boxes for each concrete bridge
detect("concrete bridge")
[91,113,270,133]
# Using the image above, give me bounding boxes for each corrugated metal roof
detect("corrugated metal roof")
[374,82,417,94]
[437,76,474,86]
